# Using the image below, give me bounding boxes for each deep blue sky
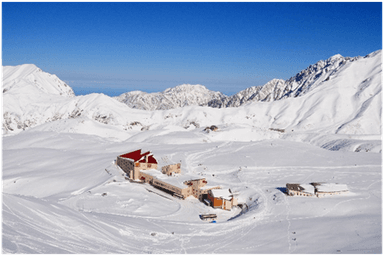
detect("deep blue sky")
[3,2,382,96]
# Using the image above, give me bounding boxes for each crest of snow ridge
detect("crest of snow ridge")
[3,64,75,97]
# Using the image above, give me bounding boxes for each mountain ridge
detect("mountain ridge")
[114,52,373,110]
[2,50,382,137]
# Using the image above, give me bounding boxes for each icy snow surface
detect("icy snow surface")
[2,50,382,253]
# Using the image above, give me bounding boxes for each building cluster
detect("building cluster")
[286,182,349,197]
[116,149,238,210]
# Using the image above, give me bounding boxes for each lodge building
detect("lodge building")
[116,149,238,210]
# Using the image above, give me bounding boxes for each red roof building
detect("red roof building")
[117,149,158,180]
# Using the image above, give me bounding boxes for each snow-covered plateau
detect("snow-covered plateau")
[2,50,382,253]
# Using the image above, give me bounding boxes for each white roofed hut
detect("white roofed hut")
[311,182,349,197]
[286,183,315,197]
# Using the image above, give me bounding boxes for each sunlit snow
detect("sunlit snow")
[2,50,382,253]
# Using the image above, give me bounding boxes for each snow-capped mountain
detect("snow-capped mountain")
[115,84,226,110]
[208,53,363,108]
[2,50,382,139]
[115,53,365,110]
[207,79,286,108]
[3,64,75,97]
[3,52,382,254]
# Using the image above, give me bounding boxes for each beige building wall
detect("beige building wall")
[152,179,190,198]
[139,172,155,183]
[135,163,158,180]
[117,156,158,180]
[316,191,348,197]
[161,163,181,176]
[288,190,314,197]
[224,200,232,210]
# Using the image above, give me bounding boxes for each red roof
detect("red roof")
[119,149,157,164]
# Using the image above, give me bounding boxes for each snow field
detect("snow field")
[2,51,382,253]
[3,131,381,253]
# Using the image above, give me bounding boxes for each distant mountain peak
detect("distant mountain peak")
[3,64,75,97]
[115,83,226,110]
[328,53,343,61]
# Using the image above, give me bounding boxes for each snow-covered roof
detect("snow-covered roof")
[146,170,202,190]
[315,183,348,193]
[211,189,233,200]
[155,175,189,189]
[201,185,221,190]
[300,184,315,195]
[140,169,161,177]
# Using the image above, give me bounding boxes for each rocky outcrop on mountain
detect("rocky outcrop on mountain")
[208,53,363,108]
[115,53,365,110]
[115,84,227,110]
[2,50,381,136]
[207,79,286,108]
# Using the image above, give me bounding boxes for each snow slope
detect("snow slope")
[115,52,372,110]
[3,131,382,253]
[2,50,382,253]
[3,64,75,97]
[3,50,381,140]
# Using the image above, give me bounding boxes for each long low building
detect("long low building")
[312,183,349,197]
[116,149,238,210]
[140,168,192,198]
[140,168,222,200]
[286,182,349,197]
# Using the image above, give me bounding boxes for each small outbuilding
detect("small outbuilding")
[207,188,238,210]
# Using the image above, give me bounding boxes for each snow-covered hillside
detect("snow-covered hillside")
[2,50,382,253]
[3,130,382,253]
[116,52,374,110]
[2,50,382,139]
[115,84,227,110]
